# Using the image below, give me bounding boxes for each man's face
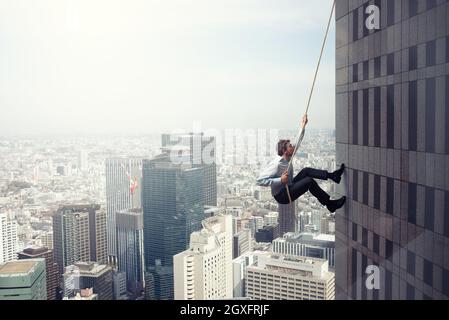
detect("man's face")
[285,143,295,157]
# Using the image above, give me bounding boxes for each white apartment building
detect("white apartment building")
[174,214,233,300]
[0,213,18,263]
[245,252,335,300]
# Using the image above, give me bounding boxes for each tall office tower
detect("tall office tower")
[233,229,252,259]
[255,224,280,243]
[249,216,264,237]
[0,259,47,300]
[173,214,233,300]
[105,158,142,264]
[245,252,335,300]
[0,213,18,263]
[312,211,324,233]
[63,262,113,300]
[78,150,88,173]
[37,231,53,250]
[232,252,255,298]
[53,205,107,274]
[272,233,335,269]
[162,133,217,206]
[278,202,296,236]
[144,271,155,300]
[142,155,204,299]
[335,0,449,300]
[264,212,279,227]
[116,209,145,296]
[112,271,127,299]
[18,246,60,300]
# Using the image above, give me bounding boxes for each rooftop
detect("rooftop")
[0,260,39,275]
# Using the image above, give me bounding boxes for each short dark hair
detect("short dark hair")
[277,140,290,157]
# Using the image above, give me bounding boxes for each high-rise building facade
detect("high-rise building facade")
[0,259,47,300]
[18,246,60,300]
[233,228,252,259]
[0,213,18,264]
[53,205,107,273]
[161,133,217,206]
[273,233,335,269]
[278,202,296,236]
[63,262,113,300]
[174,214,233,300]
[116,208,145,295]
[335,0,449,299]
[245,252,335,300]
[105,158,142,263]
[142,155,204,299]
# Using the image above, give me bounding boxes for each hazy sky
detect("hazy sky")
[0,0,336,136]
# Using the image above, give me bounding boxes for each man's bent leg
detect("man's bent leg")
[293,167,329,183]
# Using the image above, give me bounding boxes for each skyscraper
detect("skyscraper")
[233,228,252,259]
[335,0,449,299]
[161,133,217,206]
[142,155,204,299]
[18,246,60,300]
[53,205,107,274]
[173,214,233,300]
[0,213,17,264]
[105,158,142,264]
[278,202,296,236]
[0,259,47,300]
[116,208,145,296]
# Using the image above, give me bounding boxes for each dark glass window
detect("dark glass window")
[363,172,369,205]
[374,175,380,210]
[443,268,449,297]
[353,63,359,83]
[363,89,369,146]
[351,249,358,300]
[363,60,369,80]
[363,3,370,37]
[386,178,394,215]
[386,239,393,261]
[423,260,433,287]
[387,0,395,26]
[408,183,417,225]
[352,222,358,241]
[425,187,435,232]
[409,0,418,17]
[426,78,435,153]
[385,270,392,300]
[446,36,449,63]
[387,53,395,75]
[353,170,359,202]
[409,81,418,151]
[446,76,449,154]
[406,283,415,300]
[362,228,368,247]
[353,9,359,42]
[373,234,380,255]
[362,255,368,300]
[445,192,449,237]
[374,87,381,147]
[353,91,359,145]
[426,40,436,67]
[374,57,381,78]
[387,85,395,149]
[407,251,416,276]
[426,0,436,10]
[409,46,418,71]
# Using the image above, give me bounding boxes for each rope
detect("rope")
[285,0,335,203]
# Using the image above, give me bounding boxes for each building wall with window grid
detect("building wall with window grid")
[335,0,449,300]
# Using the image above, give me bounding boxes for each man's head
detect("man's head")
[277,140,294,158]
